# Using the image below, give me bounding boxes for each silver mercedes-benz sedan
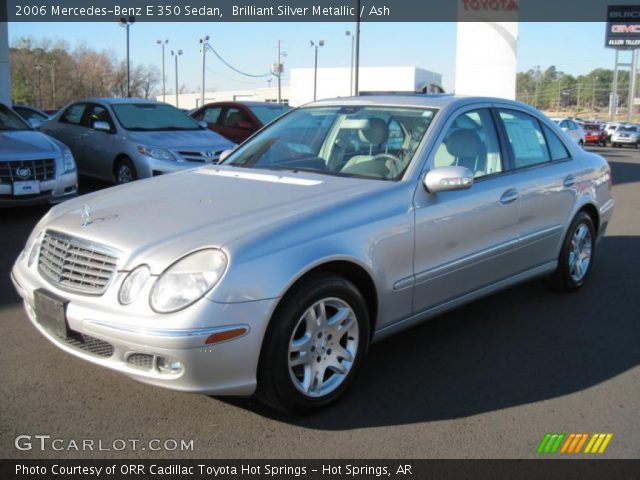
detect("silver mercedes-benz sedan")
[40,98,235,184]
[12,95,614,413]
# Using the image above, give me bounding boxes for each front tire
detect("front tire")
[114,157,137,185]
[549,212,596,292]
[256,273,370,413]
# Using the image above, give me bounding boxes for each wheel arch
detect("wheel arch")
[577,202,600,235]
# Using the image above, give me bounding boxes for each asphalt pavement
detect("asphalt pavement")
[1,147,638,459]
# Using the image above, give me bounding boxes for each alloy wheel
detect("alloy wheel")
[568,223,593,283]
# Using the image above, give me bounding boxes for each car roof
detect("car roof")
[74,97,163,105]
[202,101,289,107]
[308,94,536,111]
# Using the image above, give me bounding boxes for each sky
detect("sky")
[7,21,622,94]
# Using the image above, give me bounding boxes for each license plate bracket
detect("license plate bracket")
[34,289,70,339]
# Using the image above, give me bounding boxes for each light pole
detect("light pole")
[310,40,324,101]
[171,49,182,107]
[34,63,42,109]
[156,39,168,102]
[50,61,56,108]
[346,30,355,96]
[592,76,599,113]
[199,35,210,108]
[354,0,361,95]
[119,16,135,97]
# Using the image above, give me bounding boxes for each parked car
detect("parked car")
[12,95,614,413]
[40,98,235,184]
[611,124,640,148]
[604,122,619,142]
[12,105,51,129]
[550,117,585,147]
[582,122,607,146]
[190,101,291,144]
[1,102,77,207]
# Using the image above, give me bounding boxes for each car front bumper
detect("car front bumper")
[11,256,277,396]
[0,171,77,207]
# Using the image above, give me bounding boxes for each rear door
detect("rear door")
[495,107,578,267]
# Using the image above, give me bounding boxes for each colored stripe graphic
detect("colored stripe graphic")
[538,433,613,454]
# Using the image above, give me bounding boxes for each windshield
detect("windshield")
[224,106,437,181]
[111,103,201,131]
[249,105,292,125]
[0,104,31,131]
[618,125,638,133]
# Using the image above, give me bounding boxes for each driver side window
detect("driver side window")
[434,109,503,178]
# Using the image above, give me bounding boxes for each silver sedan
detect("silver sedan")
[40,98,235,184]
[12,95,614,413]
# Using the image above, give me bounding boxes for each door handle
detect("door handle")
[563,175,576,188]
[499,189,520,205]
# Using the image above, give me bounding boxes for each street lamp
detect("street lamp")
[171,49,183,108]
[119,16,135,97]
[199,35,210,108]
[310,40,324,101]
[592,76,600,112]
[156,39,168,102]
[34,63,43,109]
[346,31,355,96]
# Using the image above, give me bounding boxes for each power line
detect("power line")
[205,44,271,78]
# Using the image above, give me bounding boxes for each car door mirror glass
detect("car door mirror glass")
[424,166,474,193]
[198,120,208,129]
[27,118,42,128]
[93,121,111,132]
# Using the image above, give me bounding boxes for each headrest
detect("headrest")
[359,117,389,145]
[445,129,482,158]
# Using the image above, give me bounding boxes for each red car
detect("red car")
[582,123,607,146]
[189,101,291,144]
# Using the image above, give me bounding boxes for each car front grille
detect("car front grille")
[38,231,120,295]
[64,331,114,358]
[176,150,224,163]
[0,159,55,184]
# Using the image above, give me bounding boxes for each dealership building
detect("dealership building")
[159,66,442,109]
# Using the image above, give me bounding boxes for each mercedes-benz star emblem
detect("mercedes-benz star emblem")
[81,204,118,227]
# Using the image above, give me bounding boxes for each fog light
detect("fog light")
[156,356,183,374]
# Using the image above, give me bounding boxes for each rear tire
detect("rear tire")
[549,212,596,292]
[114,157,137,185]
[255,273,370,414]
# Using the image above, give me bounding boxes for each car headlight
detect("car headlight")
[150,249,227,313]
[61,148,76,173]
[136,145,176,161]
[27,231,44,267]
[118,265,151,305]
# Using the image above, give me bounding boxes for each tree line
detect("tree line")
[10,37,161,110]
[516,65,632,114]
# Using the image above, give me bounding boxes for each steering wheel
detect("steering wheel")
[371,153,404,178]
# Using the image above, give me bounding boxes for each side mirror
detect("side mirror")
[424,166,474,193]
[27,118,43,128]
[218,149,234,163]
[561,127,569,132]
[198,120,208,128]
[93,121,111,132]
[237,120,253,130]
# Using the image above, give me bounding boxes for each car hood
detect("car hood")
[39,165,384,271]
[125,129,234,151]
[0,130,63,160]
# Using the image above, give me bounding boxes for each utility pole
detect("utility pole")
[171,49,182,107]
[627,49,638,124]
[576,84,581,113]
[199,35,210,108]
[346,31,355,96]
[50,61,56,109]
[274,41,285,104]
[156,40,168,102]
[354,0,361,95]
[611,50,620,121]
[556,79,562,117]
[592,76,599,113]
